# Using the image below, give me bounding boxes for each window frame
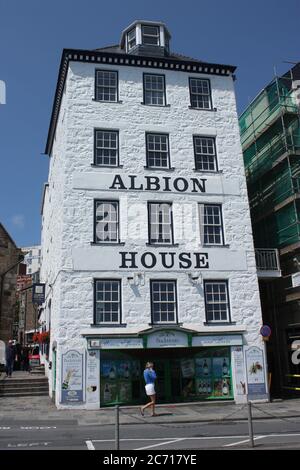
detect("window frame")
[94,69,119,103]
[141,24,160,46]
[150,279,178,325]
[94,128,119,167]
[204,280,231,324]
[94,279,122,325]
[143,73,167,107]
[200,203,225,247]
[189,77,213,110]
[127,27,136,51]
[145,132,171,169]
[94,199,120,244]
[193,135,218,172]
[147,201,175,246]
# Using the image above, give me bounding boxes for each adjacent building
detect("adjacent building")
[0,223,23,343]
[239,63,300,397]
[22,245,41,276]
[40,20,268,409]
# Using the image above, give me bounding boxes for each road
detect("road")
[0,416,300,450]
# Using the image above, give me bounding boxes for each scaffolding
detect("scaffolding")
[239,64,300,249]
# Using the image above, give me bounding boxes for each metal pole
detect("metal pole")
[247,401,254,448]
[115,405,120,450]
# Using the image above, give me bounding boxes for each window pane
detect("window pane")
[189,78,211,109]
[95,130,118,166]
[144,74,165,106]
[96,71,118,102]
[149,203,173,244]
[146,133,169,168]
[95,280,121,324]
[194,136,216,171]
[204,282,229,323]
[201,204,223,245]
[95,201,119,242]
[151,281,177,324]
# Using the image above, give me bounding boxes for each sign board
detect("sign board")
[245,346,268,400]
[86,350,100,406]
[93,338,144,350]
[32,283,45,305]
[73,172,240,197]
[73,247,247,272]
[232,346,247,396]
[147,330,188,348]
[61,350,84,404]
[192,335,243,348]
[292,272,300,288]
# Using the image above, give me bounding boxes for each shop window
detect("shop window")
[150,280,178,324]
[101,358,141,405]
[204,281,230,323]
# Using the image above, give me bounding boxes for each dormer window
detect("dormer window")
[141,25,160,46]
[127,28,136,51]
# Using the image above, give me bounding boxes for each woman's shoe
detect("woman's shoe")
[140,407,144,417]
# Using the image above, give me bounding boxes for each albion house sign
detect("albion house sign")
[119,251,209,269]
[109,174,207,193]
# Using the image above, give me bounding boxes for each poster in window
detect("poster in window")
[181,358,195,378]
[117,361,131,379]
[102,361,117,380]
[195,357,211,377]
[102,381,118,404]
[119,381,132,402]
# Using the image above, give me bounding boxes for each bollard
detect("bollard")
[247,401,254,448]
[115,405,120,450]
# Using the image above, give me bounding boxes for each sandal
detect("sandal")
[140,407,144,417]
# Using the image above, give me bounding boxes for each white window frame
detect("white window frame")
[95,200,119,243]
[144,74,165,106]
[95,70,118,102]
[151,280,177,324]
[204,281,230,323]
[189,78,212,109]
[141,25,160,46]
[194,136,217,172]
[146,133,170,168]
[148,202,174,245]
[199,204,224,246]
[95,280,121,325]
[94,129,119,167]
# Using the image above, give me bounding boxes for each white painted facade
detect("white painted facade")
[22,245,41,276]
[40,21,268,409]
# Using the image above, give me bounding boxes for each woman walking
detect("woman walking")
[140,362,157,417]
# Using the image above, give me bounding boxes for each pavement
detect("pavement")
[0,391,300,427]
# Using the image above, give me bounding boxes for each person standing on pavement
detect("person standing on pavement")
[140,362,157,417]
[5,340,16,378]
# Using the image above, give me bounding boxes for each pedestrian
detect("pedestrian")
[5,340,16,378]
[140,361,157,417]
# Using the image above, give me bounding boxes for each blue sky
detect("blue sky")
[0,0,299,247]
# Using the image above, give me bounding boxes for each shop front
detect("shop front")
[86,328,245,407]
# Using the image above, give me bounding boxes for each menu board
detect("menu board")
[86,350,100,405]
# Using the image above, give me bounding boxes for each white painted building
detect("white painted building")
[22,245,41,276]
[40,21,268,409]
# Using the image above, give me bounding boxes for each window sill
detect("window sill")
[203,322,236,326]
[144,166,175,172]
[148,323,182,327]
[92,99,123,104]
[193,169,223,174]
[141,102,171,108]
[203,244,230,249]
[90,242,126,246]
[91,323,127,328]
[146,243,179,248]
[91,164,124,169]
[188,106,217,112]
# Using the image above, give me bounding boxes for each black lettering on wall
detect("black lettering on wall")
[119,252,138,268]
[145,176,160,191]
[129,175,143,190]
[191,178,207,193]
[173,177,189,192]
[178,252,192,269]
[194,252,209,269]
[160,252,175,269]
[109,175,127,190]
[141,252,156,269]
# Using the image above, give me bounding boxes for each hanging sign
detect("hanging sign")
[61,350,84,404]
[32,283,45,305]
